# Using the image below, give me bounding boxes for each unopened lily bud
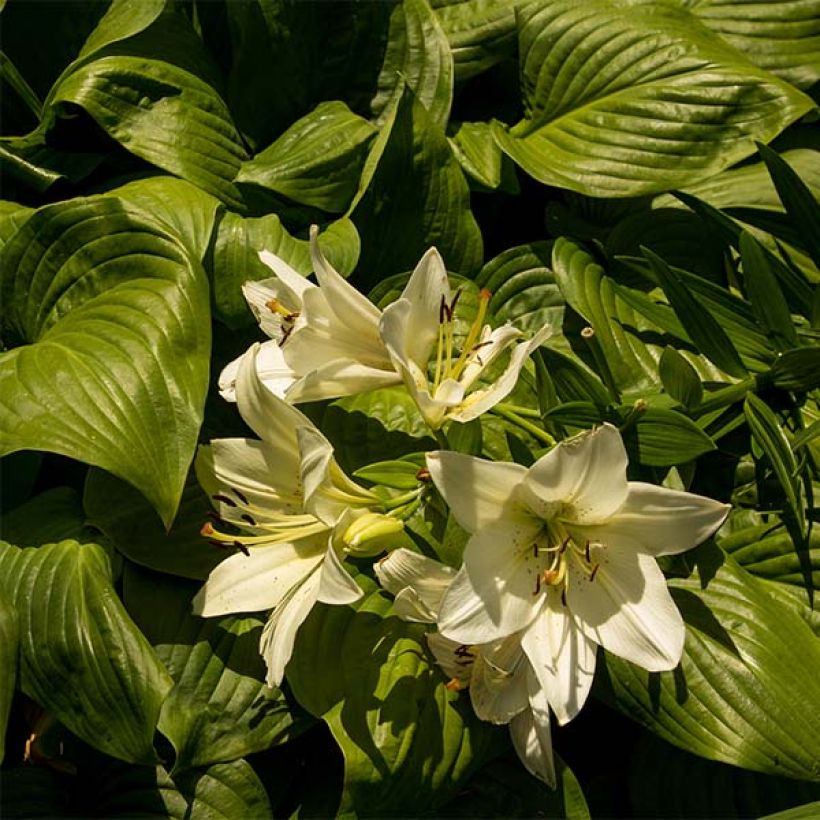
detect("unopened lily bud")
[344,513,405,557]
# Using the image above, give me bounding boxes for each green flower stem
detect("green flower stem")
[493,402,543,419]
[434,428,449,449]
[490,405,555,446]
[381,489,422,511]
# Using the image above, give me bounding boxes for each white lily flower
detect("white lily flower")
[194,344,390,687]
[379,258,553,430]
[427,423,730,725]
[375,548,556,787]
[219,226,400,402]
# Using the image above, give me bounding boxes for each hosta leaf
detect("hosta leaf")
[288,571,499,816]
[83,469,225,581]
[0,587,18,765]
[350,84,483,286]
[51,56,248,208]
[681,0,820,90]
[103,176,221,262]
[94,759,272,819]
[373,0,454,129]
[431,0,520,80]
[493,0,814,196]
[552,238,663,397]
[0,197,210,528]
[719,522,820,591]
[603,547,820,780]
[78,0,166,60]
[0,539,173,764]
[476,242,564,342]
[449,121,515,191]
[654,146,820,213]
[629,733,820,819]
[0,202,33,250]
[2,487,88,548]
[236,101,377,212]
[123,564,302,773]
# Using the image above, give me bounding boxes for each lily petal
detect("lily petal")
[521,597,597,725]
[309,225,383,337]
[522,424,629,524]
[568,547,685,671]
[580,482,730,557]
[318,543,362,605]
[374,548,456,616]
[449,324,552,422]
[297,426,374,524]
[397,247,451,366]
[257,253,315,300]
[509,667,556,788]
[427,632,474,688]
[470,635,530,724]
[219,340,296,403]
[285,359,401,403]
[260,569,322,687]
[234,344,317,449]
[426,450,529,532]
[457,324,522,393]
[192,539,325,617]
[196,438,302,517]
[438,523,543,644]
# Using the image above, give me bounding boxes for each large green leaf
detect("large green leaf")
[236,102,376,212]
[373,0,454,129]
[0,539,173,764]
[83,469,225,582]
[493,0,814,196]
[0,587,17,766]
[78,0,167,60]
[719,521,820,591]
[0,197,211,527]
[123,564,302,773]
[602,547,820,780]
[681,0,820,89]
[94,758,272,819]
[350,84,483,286]
[448,121,518,191]
[288,571,500,816]
[475,242,564,342]
[431,0,520,80]
[50,56,248,208]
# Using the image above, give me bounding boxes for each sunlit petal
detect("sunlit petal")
[374,548,456,616]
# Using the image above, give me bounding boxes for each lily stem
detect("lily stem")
[433,428,449,449]
[490,405,555,446]
[494,402,542,419]
[381,489,422,511]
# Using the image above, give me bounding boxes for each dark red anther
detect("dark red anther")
[231,487,250,505]
[234,541,251,557]
[212,493,237,507]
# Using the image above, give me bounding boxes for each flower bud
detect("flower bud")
[343,512,405,557]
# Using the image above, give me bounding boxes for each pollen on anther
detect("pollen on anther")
[445,677,464,692]
[234,540,251,556]
[201,522,215,536]
[241,513,257,527]
[212,493,237,507]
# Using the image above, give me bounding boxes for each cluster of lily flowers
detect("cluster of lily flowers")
[194,228,730,786]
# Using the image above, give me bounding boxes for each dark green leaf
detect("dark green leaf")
[236,102,376,212]
[447,417,483,455]
[1,487,88,547]
[631,407,716,466]
[659,347,703,409]
[288,571,500,816]
[757,142,820,269]
[740,231,799,351]
[0,587,17,765]
[493,0,813,196]
[83,468,225,582]
[350,84,482,286]
[642,247,748,378]
[604,548,820,779]
[0,197,211,528]
[0,540,172,764]
[52,57,248,208]
[372,0,454,129]
[770,348,820,391]
[123,564,302,773]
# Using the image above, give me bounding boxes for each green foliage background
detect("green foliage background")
[1,0,819,816]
